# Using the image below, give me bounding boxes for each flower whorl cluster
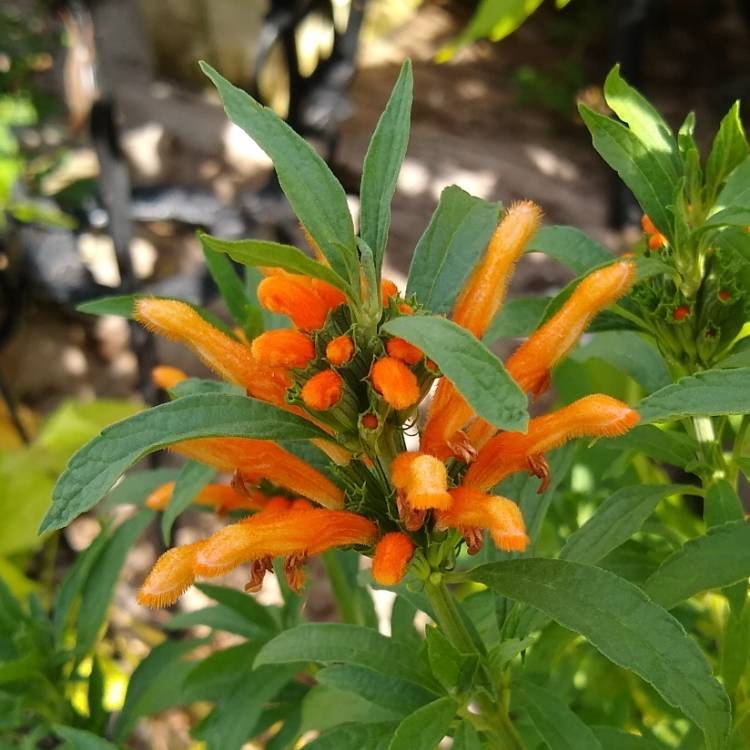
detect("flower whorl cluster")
[136,201,639,608]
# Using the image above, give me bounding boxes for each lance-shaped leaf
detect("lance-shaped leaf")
[41,395,327,532]
[255,622,437,691]
[200,62,357,283]
[388,698,458,750]
[591,727,664,749]
[199,233,350,294]
[526,225,613,274]
[161,461,215,544]
[406,186,501,314]
[715,155,750,209]
[471,558,731,750]
[579,104,675,235]
[705,102,748,204]
[512,679,603,750]
[643,520,750,610]
[360,60,413,275]
[53,726,120,750]
[382,315,527,431]
[638,367,750,423]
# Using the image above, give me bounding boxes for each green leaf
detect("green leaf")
[643,520,750,609]
[571,332,671,394]
[591,727,664,749]
[301,722,397,750]
[382,315,527,431]
[197,582,279,634]
[638,367,750,423]
[406,186,501,314]
[182,642,261,701]
[705,102,748,204]
[471,558,731,750]
[301,684,402,733]
[452,721,483,750]
[387,697,457,750]
[114,637,206,741]
[359,60,412,275]
[702,206,750,230]
[53,726,120,750]
[167,378,242,399]
[165,605,266,639]
[255,623,437,690]
[76,294,236,337]
[199,233,350,293]
[484,296,548,343]
[75,510,154,658]
[603,65,680,180]
[425,626,477,692]
[200,62,357,283]
[101,467,180,511]
[202,244,263,339]
[715,155,750,210]
[195,665,297,750]
[579,104,674,235]
[560,484,695,566]
[527,225,613,274]
[42,394,326,532]
[316,665,436,716]
[606,425,699,469]
[161,460,214,544]
[704,479,745,528]
[717,337,750,369]
[512,679,602,750]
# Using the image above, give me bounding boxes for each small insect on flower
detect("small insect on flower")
[251,329,316,369]
[370,356,420,410]
[372,532,416,585]
[301,369,344,411]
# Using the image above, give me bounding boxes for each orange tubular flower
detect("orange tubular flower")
[137,541,204,608]
[386,337,423,365]
[641,214,657,234]
[301,369,343,411]
[251,329,315,369]
[436,488,528,553]
[381,278,398,306]
[152,365,188,390]
[506,259,636,398]
[648,232,668,251]
[146,481,267,514]
[452,201,542,338]
[404,454,452,510]
[135,299,289,404]
[371,356,420,410]
[326,335,355,365]
[372,532,415,585]
[193,506,377,579]
[464,394,639,492]
[171,437,345,509]
[257,274,344,330]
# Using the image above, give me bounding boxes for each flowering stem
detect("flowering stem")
[425,580,526,750]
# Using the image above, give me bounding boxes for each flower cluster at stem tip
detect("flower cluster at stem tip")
[135,201,639,608]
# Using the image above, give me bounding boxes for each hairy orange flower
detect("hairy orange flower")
[648,232,667,250]
[404,454,452,510]
[193,506,377,578]
[506,259,636,398]
[421,382,473,460]
[171,437,345,509]
[257,274,344,330]
[381,278,398,306]
[251,329,315,369]
[452,201,542,338]
[361,413,379,430]
[371,356,420,410]
[326,335,355,365]
[137,541,203,608]
[135,298,289,404]
[391,450,421,489]
[641,214,657,234]
[436,488,528,552]
[464,394,639,491]
[301,369,343,410]
[151,365,188,390]
[372,532,415,585]
[386,337,423,365]
[145,481,267,514]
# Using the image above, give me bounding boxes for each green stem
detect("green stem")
[321,551,359,625]
[425,581,526,750]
